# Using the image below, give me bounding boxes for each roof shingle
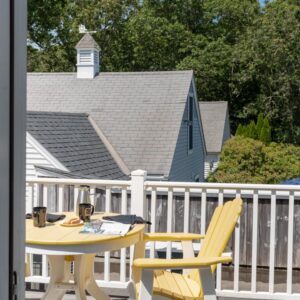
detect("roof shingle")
[199,101,230,153]
[27,111,126,180]
[76,33,100,50]
[27,71,193,176]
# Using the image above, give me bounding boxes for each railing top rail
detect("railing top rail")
[26,177,300,194]
[26,177,131,187]
[145,180,300,192]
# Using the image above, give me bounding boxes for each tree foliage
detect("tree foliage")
[28,0,300,145]
[208,136,300,184]
[236,113,271,143]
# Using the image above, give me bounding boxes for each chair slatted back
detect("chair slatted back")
[189,198,243,282]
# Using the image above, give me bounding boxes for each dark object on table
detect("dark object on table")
[103,214,151,225]
[26,213,66,223]
[33,206,47,227]
[79,203,94,222]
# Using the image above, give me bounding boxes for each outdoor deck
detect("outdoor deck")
[25,173,300,300]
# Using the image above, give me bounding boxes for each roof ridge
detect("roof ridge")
[27,70,193,76]
[199,101,228,104]
[27,111,88,117]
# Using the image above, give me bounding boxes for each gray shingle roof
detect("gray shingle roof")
[199,101,230,153]
[76,33,100,50]
[27,71,193,176]
[27,111,126,180]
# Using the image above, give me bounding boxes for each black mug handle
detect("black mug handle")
[91,204,95,215]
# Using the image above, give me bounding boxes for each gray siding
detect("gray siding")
[168,85,205,182]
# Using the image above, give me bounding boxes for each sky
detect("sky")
[259,0,266,6]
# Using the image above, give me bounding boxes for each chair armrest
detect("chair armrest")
[143,233,205,242]
[133,256,232,269]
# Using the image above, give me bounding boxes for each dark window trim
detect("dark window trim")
[188,95,194,153]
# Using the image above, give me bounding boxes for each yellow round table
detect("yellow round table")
[26,212,145,300]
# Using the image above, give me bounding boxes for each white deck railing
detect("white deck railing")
[26,170,300,299]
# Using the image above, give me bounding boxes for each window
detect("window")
[188,96,193,151]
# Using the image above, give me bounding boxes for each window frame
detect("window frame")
[0,0,26,298]
[187,94,194,154]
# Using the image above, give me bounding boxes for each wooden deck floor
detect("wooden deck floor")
[26,291,259,300]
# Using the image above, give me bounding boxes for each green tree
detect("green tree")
[27,0,139,72]
[231,0,300,144]
[235,124,244,136]
[248,120,257,139]
[27,0,300,145]
[202,0,260,43]
[142,0,205,34]
[256,112,264,137]
[124,8,192,71]
[259,118,271,144]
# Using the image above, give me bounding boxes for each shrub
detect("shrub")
[208,136,300,184]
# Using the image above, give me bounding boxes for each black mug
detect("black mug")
[33,206,47,227]
[79,203,94,222]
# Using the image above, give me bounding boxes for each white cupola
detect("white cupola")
[75,33,100,79]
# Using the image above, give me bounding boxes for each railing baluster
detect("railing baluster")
[233,189,241,292]
[33,183,38,207]
[104,251,110,282]
[42,255,48,278]
[269,191,276,293]
[90,185,96,206]
[184,188,190,233]
[105,187,111,212]
[216,190,224,291]
[287,191,294,294]
[167,188,173,259]
[150,188,157,258]
[218,191,224,205]
[251,190,259,292]
[43,184,48,208]
[26,183,34,213]
[200,189,207,235]
[120,188,128,282]
[121,187,128,214]
[104,186,111,282]
[73,185,79,213]
[58,184,64,212]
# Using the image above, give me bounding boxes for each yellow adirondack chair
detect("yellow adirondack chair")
[133,198,243,300]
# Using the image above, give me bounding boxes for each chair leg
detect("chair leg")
[199,267,217,300]
[138,269,154,300]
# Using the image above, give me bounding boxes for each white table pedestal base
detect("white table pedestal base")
[42,254,110,300]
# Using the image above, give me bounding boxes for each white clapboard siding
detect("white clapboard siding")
[26,133,68,212]
[204,160,219,179]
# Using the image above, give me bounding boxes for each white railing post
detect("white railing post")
[130,170,147,218]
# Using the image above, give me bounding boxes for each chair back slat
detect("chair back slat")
[189,198,243,282]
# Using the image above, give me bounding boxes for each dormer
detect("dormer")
[75,33,100,79]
